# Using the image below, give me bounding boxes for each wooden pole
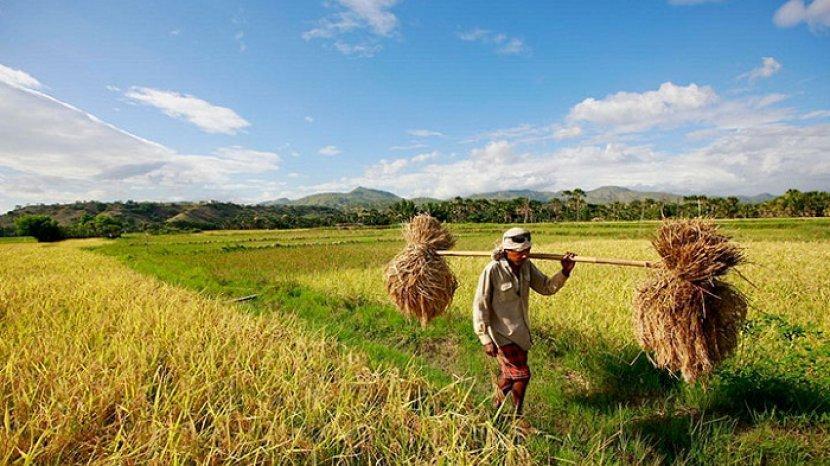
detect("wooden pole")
[436,250,659,269]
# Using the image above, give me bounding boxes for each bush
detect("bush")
[14,215,64,242]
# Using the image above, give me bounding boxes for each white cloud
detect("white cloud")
[469,140,513,164]
[333,40,383,57]
[295,121,830,200]
[554,125,582,140]
[497,38,526,55]
[739,57,783,82]
[303,0,399,56]
[365,158,409,178]
[153,147,280,186]
[318,145,342,156]
[305,116,315,123]
[567,82,718,133]
[124,87,250,134]
[411,151,439,162]
[458,28,490,41]
[773,0,830,32]
[0,64,43,90]
[801,109,830,119]
[465,123,555,144]
[564,81,792,135]
[406,129,444,137]
[457,28,528,56]
[105,84,121,92]
[0,76,279,212]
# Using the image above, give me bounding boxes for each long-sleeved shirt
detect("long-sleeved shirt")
[472,258,568,351]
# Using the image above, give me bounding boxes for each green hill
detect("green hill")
[0,201,343,232]
[263,187,402,209]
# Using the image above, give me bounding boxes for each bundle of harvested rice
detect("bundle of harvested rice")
[385,214,459,327]
[634,219,747,382]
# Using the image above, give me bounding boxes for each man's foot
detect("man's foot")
[515,418,536,435]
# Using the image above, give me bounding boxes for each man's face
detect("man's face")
[506,248,530,265]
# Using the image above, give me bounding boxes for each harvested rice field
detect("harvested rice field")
[2,218,829,464]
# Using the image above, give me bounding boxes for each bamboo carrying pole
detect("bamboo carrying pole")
[436,250,659,269]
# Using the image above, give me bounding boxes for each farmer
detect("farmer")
[472,227,576,417]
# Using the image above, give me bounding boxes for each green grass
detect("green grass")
[0,236,34,243]
[94,218,830,464]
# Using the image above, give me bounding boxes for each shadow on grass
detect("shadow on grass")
[535,326,683,411]
[626,413,698,464]
[705,313,830,419]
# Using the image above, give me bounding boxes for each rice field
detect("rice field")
[0,241,527,464]
[2,218,829,463]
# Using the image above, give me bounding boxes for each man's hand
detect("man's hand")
[561,251,576,277]
[484,342,498,357]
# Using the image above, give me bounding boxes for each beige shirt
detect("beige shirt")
[472,258,568,351]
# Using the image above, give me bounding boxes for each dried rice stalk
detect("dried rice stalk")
[385,215,459,327]
[634,219,748,382]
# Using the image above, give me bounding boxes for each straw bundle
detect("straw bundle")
[634,219,747,382]
[385,214,459,327]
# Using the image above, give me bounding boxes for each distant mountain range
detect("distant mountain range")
[0,186,778,232]
[261,187,406,209]
[262,186,775,209]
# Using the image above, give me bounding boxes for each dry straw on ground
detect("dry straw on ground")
[634,219,748,382]
[385,214,458,327]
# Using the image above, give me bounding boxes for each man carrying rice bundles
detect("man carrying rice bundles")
[472,227,576,422]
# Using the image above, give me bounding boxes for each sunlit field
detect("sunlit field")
[0,242,528,464]
[2,218,828,463]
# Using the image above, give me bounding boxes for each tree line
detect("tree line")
[381,189,830,224]
[6,189,829,242]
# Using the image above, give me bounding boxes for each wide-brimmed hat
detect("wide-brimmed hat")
[502,227,531,251]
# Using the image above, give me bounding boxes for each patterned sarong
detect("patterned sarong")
[496,343,531,380]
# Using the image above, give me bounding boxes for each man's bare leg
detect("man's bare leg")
[494,374,513,408]
[511,379,528,415]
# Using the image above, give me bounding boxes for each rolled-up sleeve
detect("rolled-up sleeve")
[472,265,494,345]
[529,262,568,296]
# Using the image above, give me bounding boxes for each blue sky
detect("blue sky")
[0,0,828,212]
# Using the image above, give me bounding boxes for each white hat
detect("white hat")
[502,227,531,251]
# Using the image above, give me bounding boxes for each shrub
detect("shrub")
[14,215,64,242]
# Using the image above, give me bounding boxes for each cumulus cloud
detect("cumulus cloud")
[124,87,250,135]
[411,151,439,162]
[567,82,718,133]
[457,28,528,55]
[297,121,830,200]
[773,0,830,32]
[0,64,43,90]
[554,125,582,140]
[303,0,399,56]
[318,145,342,156]
[291,76,826,200]
[364,151,440,179]
[0,73,279,212]
[739,57,783,82]
[561,81,793,136]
